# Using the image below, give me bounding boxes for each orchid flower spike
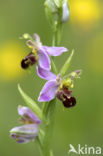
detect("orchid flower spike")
[21,33,68,71]
[10,106,41,144]
[37,66,81,108]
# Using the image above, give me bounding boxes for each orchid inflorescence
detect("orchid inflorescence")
[10,1,82,156]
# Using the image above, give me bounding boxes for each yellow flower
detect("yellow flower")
[69,0,101,29]
[0,41,26,81]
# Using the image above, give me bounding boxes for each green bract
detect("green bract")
[60,49,74,77]
[18,84,42,120]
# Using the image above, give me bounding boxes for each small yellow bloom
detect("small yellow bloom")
[0,41,26,81]
[69,0,101,29]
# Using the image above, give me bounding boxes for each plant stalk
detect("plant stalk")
[39,22,62,156]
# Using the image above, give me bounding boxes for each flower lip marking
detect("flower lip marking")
[21,52,38,69]
[56,87,76,108]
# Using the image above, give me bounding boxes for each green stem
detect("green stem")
[36,137,43,156]
[51,57,58,74]
[51,30,58,74]
[40,20,62,156]
[52,24,62,47]
[42,99,56,156]
[51,24,62,75]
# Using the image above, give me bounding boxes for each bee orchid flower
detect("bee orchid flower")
[21,33,68,70]
[37,66,81,108]
[10,106,41,144]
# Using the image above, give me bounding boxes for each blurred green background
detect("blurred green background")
[0,0,103,156]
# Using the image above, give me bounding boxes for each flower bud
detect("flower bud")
[10,124,38,144]
[18,105,41,125]
[44,0,70,29]
[44,0,58,31]
[62,1,70,22]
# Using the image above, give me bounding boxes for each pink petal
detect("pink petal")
[36,65,56,80]
[38,80,58,102]
[33,33,40,43]
[10,124,38,144]
[42,46,68,56]
[38,48,51,70]
[18,106,41,124]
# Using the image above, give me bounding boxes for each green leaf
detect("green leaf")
[60,49,74,77]
[18,84,42,120]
